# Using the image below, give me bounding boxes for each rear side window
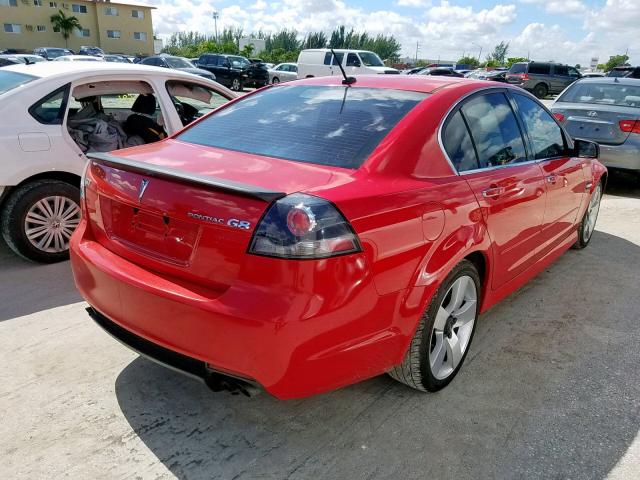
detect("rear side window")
[509,63,527,74]
[442,112,478,172]
[0,70,37,95]
[29,84,69,124]
[461,92,527,168]
[529,63,551,75]
[177,86,427,169]
[513,94,565,159]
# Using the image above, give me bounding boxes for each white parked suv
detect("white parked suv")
[296,49,399,78]
[0,62,235,263]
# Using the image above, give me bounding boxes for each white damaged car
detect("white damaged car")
[0,62,235,262]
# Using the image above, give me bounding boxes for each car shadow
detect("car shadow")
[605,169,640,199]
[0,240,81,322]
[114,229,640,480]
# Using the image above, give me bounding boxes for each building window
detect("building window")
[0,0,18,6]
[49,1,56,6]
[37,25,46,32]
[3,23,21,33]
[131,9,144,19]
[107,29,120,39]
[75,27,90,37]
[104,6,118,16]
[71,3,87,13]
[133,31,147,41]
[34,0,43,6]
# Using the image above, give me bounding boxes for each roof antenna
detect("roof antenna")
[330,48,356,86]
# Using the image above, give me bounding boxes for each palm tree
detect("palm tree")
[50,10,82,49]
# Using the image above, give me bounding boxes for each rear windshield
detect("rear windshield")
[0,71,37,95]
[177,86,427,169]
[509,63,527,74]
[558,82,640,108]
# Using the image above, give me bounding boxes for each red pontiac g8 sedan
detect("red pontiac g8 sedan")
[70,75,606,399]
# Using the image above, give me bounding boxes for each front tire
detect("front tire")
[389,259,481,392]
[231,77,243,92]
[0,179,80,263]
[573,181,602,249]
[272,77,280,84]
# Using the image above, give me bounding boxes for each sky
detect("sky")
[125,0,637,66]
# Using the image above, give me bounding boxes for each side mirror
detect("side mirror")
[574,138,599,159]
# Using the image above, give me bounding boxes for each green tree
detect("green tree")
[457,56,480,68]
[605,54,630,71]
[50,9,82,49]
[486,41,509,66]
[239,43,255,58]
[506,57,528,68]
[303,32,328,49]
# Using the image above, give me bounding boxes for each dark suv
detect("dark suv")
[33,47,73,60]
[506,62,581,98]
[607,66,640,79]
[197,54,269,91]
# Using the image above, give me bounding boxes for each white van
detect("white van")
[297,49,399,79]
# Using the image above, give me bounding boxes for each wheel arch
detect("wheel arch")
[0,171,81,210]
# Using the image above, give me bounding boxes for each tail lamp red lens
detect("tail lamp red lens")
[553,112,566,123]
[619,119,640,134]
[249,193,362,259]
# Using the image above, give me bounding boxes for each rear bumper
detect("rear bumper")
[70,219,411,399]
[598,141,640,171]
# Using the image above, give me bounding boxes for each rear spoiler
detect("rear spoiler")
[87,152,285,203]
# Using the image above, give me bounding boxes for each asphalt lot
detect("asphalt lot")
[1,170,639,480]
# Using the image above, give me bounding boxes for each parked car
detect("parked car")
[268,63,298,84]
[551,77,640,173]
[140,55,216,81]
[69,75,605,400]
[79,46,105,57]
[405,66,426,75]
[103,54,131,63]
[54,55,103,62]
[188,57,200,67]
[607,66,640,79]
[0,54,45,67]
[506,61,581,98]
[485,70,508,83]
[0,55,23,67]
[418,67,464,77]
[197,53,269,91]
[0,62,236,262]
[582,72,605,78]
[33,47,73,60]
[296,49,399,78]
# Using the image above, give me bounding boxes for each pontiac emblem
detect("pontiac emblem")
[138,178,150,203]
[587,111,598,117]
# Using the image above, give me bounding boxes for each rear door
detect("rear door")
[512,92,585,249]
[444,90,547,289]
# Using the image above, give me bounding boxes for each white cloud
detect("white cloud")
[519,0,587,16]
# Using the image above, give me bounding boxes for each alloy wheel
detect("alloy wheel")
[583,183,602,242]
[429,275,478,380]
[24,196,80,253]
[232,78,241,91]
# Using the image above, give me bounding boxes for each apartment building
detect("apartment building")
[0,0,155,55]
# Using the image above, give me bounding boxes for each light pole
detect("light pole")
[212,10,219,44]
[415,42,420,65]
[472,42,482,65]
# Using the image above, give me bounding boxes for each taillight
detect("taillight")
[619,119,640,134]
[521,73,530,81]
[553,112,566,123]
[248,193,362,259]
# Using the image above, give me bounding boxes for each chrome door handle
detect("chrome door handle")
[482,187,505,198]
[546,174,558,184]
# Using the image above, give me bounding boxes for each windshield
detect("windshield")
[0,71,37,95]
[47,49,68,59]
[166,57,194,68]
[558,82,640,108]
[358,51,384,67]
[177,86,427,169]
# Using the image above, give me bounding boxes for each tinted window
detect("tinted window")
[346,53,360,67]
[29,84,68,124]
[217,56,228,67]
[529,63,551,75]
[323,52,333,65]
[461,93,527,168]
[443,111,478,172]
[554,65,568,76]
[513,94,565,159]
[0,70,37,95]
[509,63,527,74]
[178,86,427,169]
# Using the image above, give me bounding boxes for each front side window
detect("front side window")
[177,86,427,169]
[442,111,478,172]
[461,92,527,168]
[554,65,568,76]
[513,94,565,159]
[529,63,551,75]
[568,67,580,78]
[166,80,230,126]
[346,53,360,67]
[358,51,384,67]
[29,84,68,124]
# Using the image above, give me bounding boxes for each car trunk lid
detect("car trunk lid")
[555,103,639,145]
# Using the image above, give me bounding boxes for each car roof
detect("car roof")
[290,74,485,94]
[575,77,640,85]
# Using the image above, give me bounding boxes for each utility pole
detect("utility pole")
[212,10,219,44]
[415,42,420,64]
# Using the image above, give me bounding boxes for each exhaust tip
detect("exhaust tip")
[204,372,261,397]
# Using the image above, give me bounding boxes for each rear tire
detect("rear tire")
[272,77,280,84]
[573,181,602,249]
[389,259,481,392]
[231,77,243,92]
[0,179,80,263]
[533,83,548,99]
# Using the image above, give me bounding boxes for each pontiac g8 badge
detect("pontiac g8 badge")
[187,212,251,230]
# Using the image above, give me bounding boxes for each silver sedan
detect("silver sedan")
[551,77,640,172]
[268,63,298,84]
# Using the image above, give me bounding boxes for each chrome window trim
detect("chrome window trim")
[437,86,564,176]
